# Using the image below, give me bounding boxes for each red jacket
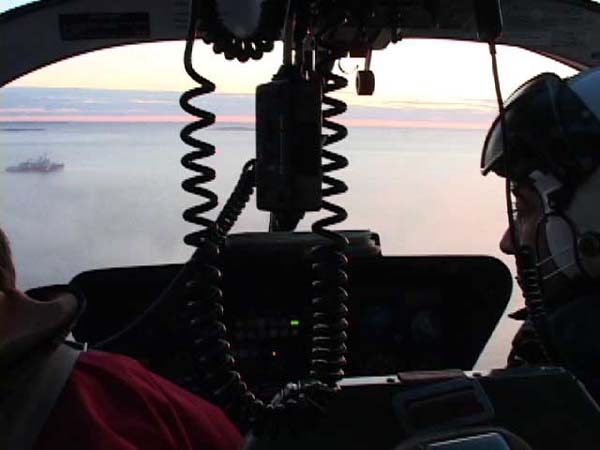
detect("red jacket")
[34,351,244,450]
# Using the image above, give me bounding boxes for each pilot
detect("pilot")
[481,67,600,397]
[0,227,244,450]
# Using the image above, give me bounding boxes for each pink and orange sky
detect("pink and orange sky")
[1,1,578,128]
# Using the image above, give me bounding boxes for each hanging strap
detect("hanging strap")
[0,343,81,450]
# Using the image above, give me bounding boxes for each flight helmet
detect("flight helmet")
[481,67,600,282]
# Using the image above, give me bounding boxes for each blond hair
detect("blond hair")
[0,228,16,290]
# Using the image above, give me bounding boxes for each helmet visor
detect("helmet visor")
[481,72,600,182]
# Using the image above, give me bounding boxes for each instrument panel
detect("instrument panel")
[65,232,512,401]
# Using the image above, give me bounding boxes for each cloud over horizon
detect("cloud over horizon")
[0,87,495,129]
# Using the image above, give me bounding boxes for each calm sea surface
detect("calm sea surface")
[0,122,519,368]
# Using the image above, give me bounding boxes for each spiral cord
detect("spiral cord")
[308,55,350,387]
[180,35,218,247]
[515,247,560,365]
[215,159,256,244]
[178,1,262,429]
[204,33,275,63]
[248,53,353,435]
[199,0,282,62]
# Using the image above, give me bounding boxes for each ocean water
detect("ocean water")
[0,122,519,368]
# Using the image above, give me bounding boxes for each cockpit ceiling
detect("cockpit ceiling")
[1,0,600,86]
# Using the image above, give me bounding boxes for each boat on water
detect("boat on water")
[5,155,64,173]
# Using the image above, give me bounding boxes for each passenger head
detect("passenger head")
[481,68,600,304]
[0,228,16,291]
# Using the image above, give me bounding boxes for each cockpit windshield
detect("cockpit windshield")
[0,38,576,368]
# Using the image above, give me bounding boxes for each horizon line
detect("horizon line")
[1,86,499,112]
[0,115,490,130]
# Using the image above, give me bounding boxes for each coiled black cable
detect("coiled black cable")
[178,1,262,429]
[199,0,283,62]
[206,34,275,63]
[247,52,353,436]
[215,159,256,245]
[180,27,218,245]
[515,246,560,364]
[308,53,350,387]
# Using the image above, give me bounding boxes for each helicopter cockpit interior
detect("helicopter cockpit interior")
[3,0,600,449]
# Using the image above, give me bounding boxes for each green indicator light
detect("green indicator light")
[290,319,300,327]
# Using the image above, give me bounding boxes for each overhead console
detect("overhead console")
[64,231,512,401]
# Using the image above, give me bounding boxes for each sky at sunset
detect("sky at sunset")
[0,87,499,129]
[1,0,578,126]
[5,40,576,101]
